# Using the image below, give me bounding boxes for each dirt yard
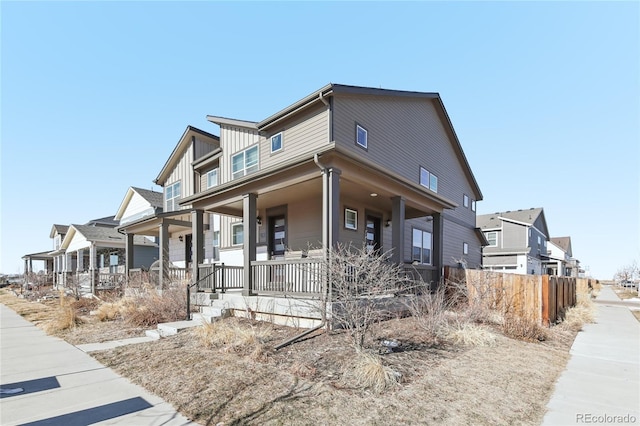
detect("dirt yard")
[0,286,581,425]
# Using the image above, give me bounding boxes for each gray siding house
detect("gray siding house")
[175,83,485,293]
[477,207,550,275]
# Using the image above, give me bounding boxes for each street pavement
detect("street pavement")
[0,303,198,426]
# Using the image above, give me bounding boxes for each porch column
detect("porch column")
[243,193,257,296]
[77,249,84,272]
[125,233,134,276]
[391,196,406,264]
[432,212,443,286]
[89,244,96,294]
[192,209,204,285]
[327,168,341,250]
[159,221,170,289]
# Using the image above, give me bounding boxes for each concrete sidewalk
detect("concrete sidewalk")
[543,285,640,425]
[0,303,198,426]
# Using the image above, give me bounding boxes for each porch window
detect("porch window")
[165,181,181,212]
[271,132,283,153]
[419,167,438,193]
[232,146,259,179]
[212,230,220,261]
[412,228,432,265]
[345,208,358,230]
[206,168,218,189]
[231,223,243,245]
[485,231,497,247]
[356,124,368,149]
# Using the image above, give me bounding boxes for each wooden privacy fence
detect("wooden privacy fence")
[445,268,596,326]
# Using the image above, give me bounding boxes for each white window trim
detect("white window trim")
[419,166,438,193]
[345,208,358,230]
[165,181,181,212]
[271,132,283,154]
[412,228,433,265]
[231,145,259,180]
[206,168,219,189]
[486,231,498,247]
[356,124,368,149]
[231,223,243,246]
[463,242,469,255]
[463,194,469,208]
[471,200,476,212]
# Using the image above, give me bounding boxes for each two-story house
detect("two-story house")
[545,236,581,277]
[477,207,549,275]
[117,126,222,287]
[174,83,485,296]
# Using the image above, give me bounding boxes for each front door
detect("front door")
[185,234,193,267]
[365,215,381,254]
[269,215,287,259]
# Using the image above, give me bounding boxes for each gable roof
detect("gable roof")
[85,216,119,227]
[60,224,157,250]
[114,186,164,220]
[49,224,69,239]
[155,125,220,186]
[477,208,549,237]
[207,83,482,200]
[550,236,572,256]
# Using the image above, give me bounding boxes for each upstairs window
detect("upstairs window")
[420,167,438,193]
[463,242,469,255]
[471,200,476,212]
[232,146,259,180]
[356,124,368,149]
[271,132,283,153]
[165,181,181,212]
[412,228,432,265]
[463,194,469,208]
[206,168,218,189]
[485,231,498,247]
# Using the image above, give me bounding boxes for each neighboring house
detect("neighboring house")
[58,223,157,293]
[172,83,485,296]
[49,224,69,287]
[545,236,581,277]
[477,208,549,275]
[117,126,222,286]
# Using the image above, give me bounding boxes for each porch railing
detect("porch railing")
[195,264,243,292]
[252,259,325,296]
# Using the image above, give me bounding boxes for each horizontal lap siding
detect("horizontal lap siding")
[287,197,323,251]
[333,94,481,267]
[502,221,526,249]
[260,104,329,169]
[121,192,153,222]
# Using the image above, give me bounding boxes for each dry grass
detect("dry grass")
[501,313,549,342]
[96,302,120,321]
[197,317,274,359]
[119,285,187,326]
[446,323,498,347]
[346,352,399,394]
[44,295,83,332]
[559,297,597,331]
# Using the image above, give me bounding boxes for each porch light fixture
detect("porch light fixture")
[425,215,433,222]
[385,220,391,227]
[179,235,184,242]
[370,193,378,197]
[256,216,262,225]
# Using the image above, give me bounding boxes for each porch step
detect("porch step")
[199,303,231,324]
[190,291,219,307]
[154,317,204,337]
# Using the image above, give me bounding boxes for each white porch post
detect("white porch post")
[77,249,84,272]
[243,193,257,296]
[125,233,134,277]
[90,244,96,294]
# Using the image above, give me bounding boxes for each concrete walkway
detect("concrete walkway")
[543,285,640,425]
[0,304,198,426]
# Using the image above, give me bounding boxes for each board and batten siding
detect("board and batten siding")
[260,104,329,170]
[194,136,218,160]
[219,126,260,184]
[165,143,195,207]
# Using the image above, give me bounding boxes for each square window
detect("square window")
[345,208,357,230]
[485,231,497,247]
[271,132,283,153]
[419,167,438,193]
[463,242,469,255]
[232,146,259,179]
[463,194,469,208]
[356,124,368,149]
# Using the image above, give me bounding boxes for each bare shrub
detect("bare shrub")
[289,361,317,379]
[120,282,187,327]
[446,323,497,347]
[502,313,548,342]
[406,282,454,344]
[326,243,409,351]
[346,352,399,394]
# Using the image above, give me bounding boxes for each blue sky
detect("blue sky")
[1,1,638,279]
